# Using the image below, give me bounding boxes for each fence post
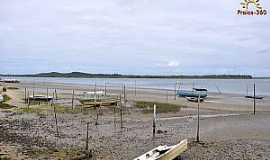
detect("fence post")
[54,89,58,100]
[174,82,177,100]
[85,122,89,151]
[253,83,256,115]
[72,90,75,109]
[24,88,27,104]
[124,84,126,106]
[27,90,30,108]
[153,104,156,137]
[120,95,123,128]
[53,104,59,136]
[47,88,49,104]
[196,93,200,142]
[104,82,107,96]
[52,92,55,106]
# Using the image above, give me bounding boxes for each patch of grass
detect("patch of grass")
[0,103,16,109]
[53,105,83,114]
[17,104,86,115]
[135,101,185,113]
[17,106,48,116]
[0,156,12,160]
[3,95,11,102]
[0,95,15,109]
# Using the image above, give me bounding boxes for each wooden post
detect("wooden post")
[196,93,200,142]
[135,80,137,96]
[85,122,89,151]
[95,107,99,125]
[104,82,107,96]
[120,95,123,128]
[253,83,256,115]
[174,82,177,100]
[53,104,59,136]
[54,89,57,100]
[124,84,126,106]
[52,92,55,106]
[94,82,96,93]
[24,88,27,104]
[114,101,116,127]
[72,90,75,109]
[94,88,98,125]
[47,88,49,104]
[27,90,30,108]
[153,104,156,136]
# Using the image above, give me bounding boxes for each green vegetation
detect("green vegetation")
[0,95,15,109]
[17,104,90,115]
[6,87,19,90]
[0,72,253,79]
[3,95,11,102]
[0,103,16,109]
[135,101,185,113]
[0,156,12,160]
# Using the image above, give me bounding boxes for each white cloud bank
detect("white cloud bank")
[0,0,270,75]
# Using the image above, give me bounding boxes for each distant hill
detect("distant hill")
[0,72,253,79]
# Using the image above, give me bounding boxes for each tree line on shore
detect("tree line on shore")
[0,72,253,79]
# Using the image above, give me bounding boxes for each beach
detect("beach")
[0,81,270,159]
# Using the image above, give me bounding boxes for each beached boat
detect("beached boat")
[79,91,118,107]
[245,95,264,99]
[0,79,20,83]
[29,95,53,101]
[134,139,188,160]
[177,88,207,98]
[186,97,204,102]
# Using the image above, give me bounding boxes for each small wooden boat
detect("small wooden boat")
[29,95,53,101]
[186,97,204,102]
[80,100,118,107]
[79,91,119,107]
[134,139,188,160]
[0,79,20,83]
[245,95,264,99]
[177,88,208,98]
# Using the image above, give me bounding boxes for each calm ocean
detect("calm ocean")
[3,77,270,96]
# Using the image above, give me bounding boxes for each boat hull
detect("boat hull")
[177,90,207,98]
[134,139,188,160]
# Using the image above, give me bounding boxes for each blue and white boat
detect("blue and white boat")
[177,88,208,98]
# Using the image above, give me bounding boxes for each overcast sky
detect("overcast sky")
[0,0,269,76]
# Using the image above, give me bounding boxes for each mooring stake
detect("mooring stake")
[153,104,156,137]
[196,93,200,142]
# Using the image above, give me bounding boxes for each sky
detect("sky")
[0,0,270,76]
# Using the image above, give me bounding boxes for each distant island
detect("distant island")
[0,72,253,79]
